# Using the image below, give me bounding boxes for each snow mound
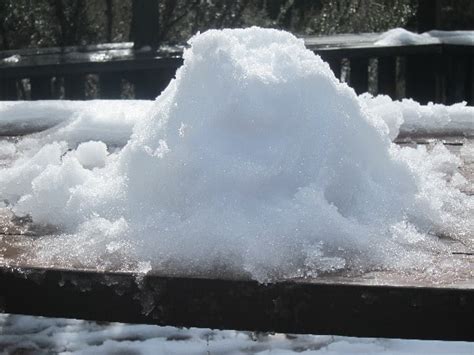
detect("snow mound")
[0,100,152,145]
[360,94,474,138]
[1,28,472,282]
[375,28,440,46]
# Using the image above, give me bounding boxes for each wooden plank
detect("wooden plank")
[0,34,443,68]
[303,32,381,48]
[0,33,458,63]
[313,44,443,60]
[0,42,135,59]
[0,57,183,79]
[349,57,369,94]
[444,44,474,56]
[0,264,472,341]
[377,57,397,98]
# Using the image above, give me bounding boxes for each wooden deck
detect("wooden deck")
[0,137,473,341]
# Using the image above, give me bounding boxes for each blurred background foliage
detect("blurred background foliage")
[0,0,472,50]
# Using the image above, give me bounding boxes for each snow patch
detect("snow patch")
[375,28,440,46]
[375,28,474,46]
[360,94,474,138]
[1,314,473,355]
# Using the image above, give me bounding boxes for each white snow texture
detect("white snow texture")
[0,28,472,282]
[1,313,473,355]
[375,28,474,46]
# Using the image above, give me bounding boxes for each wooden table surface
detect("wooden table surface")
[0,136,473,341]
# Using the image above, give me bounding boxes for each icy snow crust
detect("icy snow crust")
[0,28,472,281]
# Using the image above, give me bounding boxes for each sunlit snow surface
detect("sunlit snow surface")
[1,314,473,355]
[0,28,473,282]
[375,28,474,46]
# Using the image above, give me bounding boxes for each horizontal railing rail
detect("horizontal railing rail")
[0,33,473,105]
[1,264,473,341]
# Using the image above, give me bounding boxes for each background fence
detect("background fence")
[0,32,473,105]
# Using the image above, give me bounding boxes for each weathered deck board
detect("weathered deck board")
[0,137,473,341]
[1,265,473,341]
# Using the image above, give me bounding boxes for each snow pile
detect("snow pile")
[360,94,474,138]
[2,314,474,355]
[375,28,474,46]
[375,28,439,46]
[1,54,21,64]
[0,100,152,145]
[1,28,472,281]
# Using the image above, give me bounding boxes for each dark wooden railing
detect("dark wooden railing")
[307,33,474,105]
[0,33,473,105]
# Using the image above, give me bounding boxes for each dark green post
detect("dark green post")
[130,0,160,49]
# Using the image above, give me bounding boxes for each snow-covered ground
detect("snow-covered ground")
[1,314,473,355]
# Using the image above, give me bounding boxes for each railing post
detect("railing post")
[349,57,369,95]
[377,57,397,99]
[130,0,160,49]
